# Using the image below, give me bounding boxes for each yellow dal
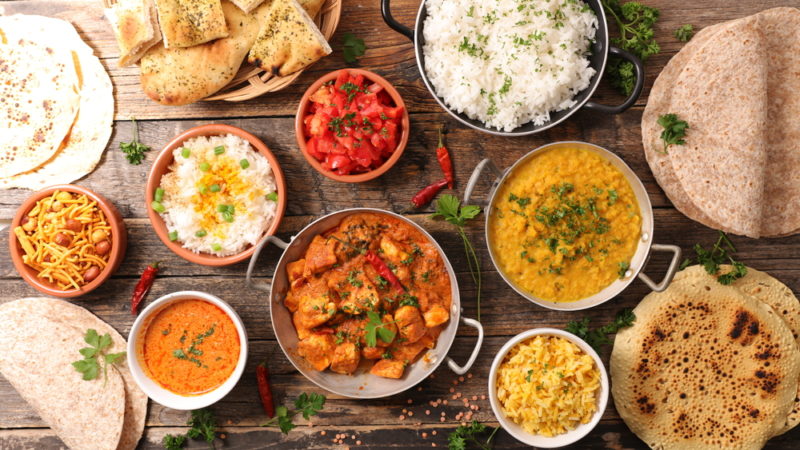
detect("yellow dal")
[496,335,601,437]
[488,147,641,302]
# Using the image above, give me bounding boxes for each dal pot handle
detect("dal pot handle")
[584,46,644,114]
[464,158,503,205]
[637,244,682,292]
[381,0,414,41]
[246,235,290,292]
[446,317,484,375]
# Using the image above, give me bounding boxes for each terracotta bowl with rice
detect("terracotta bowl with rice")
[146,124,287,266]
[488,328,609,448]
[9,184,127,298]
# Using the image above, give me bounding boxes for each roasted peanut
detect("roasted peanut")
[91,229,108,243]
[53,232,71,247]
[21,216,36,232]
[50,200,63,212]
[95,240,111,256]
[65,218,82,232]
[83,266,101,282]
[55,191,73,202]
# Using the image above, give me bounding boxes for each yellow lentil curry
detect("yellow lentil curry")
[488,147,641,302]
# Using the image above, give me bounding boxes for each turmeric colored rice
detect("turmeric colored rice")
[496,335,600,436]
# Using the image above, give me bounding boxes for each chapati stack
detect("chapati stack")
[611,265,800,449]
[0,15,114,190]
[105,0,331,105]
[642,7,800,238]
[0,298,147,450]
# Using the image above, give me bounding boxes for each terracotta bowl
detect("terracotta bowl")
[8,184,127,298]
[295,68,410,183]
[146,124,287,266]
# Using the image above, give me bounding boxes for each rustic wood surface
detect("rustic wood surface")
[1,0,799,448]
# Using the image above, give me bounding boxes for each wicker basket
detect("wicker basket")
[204,0,343,102]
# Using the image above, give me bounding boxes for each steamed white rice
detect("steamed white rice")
[423,0,597,132]
[158,134,278,257]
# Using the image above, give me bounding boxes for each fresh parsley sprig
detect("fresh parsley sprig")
[566,309,636,351]
[71,329,126,385]
[675,24,694,42]
[119,117,151,165]
[680,231,748,285]
[262,392,326,433]
[365,311,397,348]
[657,113,689,154]
[343,32,366,65]
[448,420,499,450]
[432,195,483,320]
[162,408,217,449]
[601,0,661,96]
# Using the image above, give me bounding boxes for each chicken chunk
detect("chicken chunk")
[370,359,405,379]
[423,305,449,328]
[297,334,335,371]
[304,235,338,276]
[391,341,428,364]
[361,346,384,360]
[293,312,312,340]
[295,294,336,329]
[338,277,380,315]
[395,305,426,344]
[380,236,411,262]
[336,317,369,346]
[287,259,306,288]
[330,342,360,374]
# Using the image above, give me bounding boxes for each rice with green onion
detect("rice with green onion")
[156,134,278,257]
[422,0,597,132]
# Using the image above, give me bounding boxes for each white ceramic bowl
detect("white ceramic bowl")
[127,291,249,410]
[488,328,609,448]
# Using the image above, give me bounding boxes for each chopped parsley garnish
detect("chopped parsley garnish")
[657,113,689,154]
[681,231,748,285]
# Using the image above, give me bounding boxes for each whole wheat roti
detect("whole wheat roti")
[0,15,114,190]
[0,301,126,450]
[611,279,800,449]
[674,265,800,435]
[5,298,147,450]
[0,34,80,178]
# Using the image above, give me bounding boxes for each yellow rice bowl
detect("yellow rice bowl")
[496,335,601,437]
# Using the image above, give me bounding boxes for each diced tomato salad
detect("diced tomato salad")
[303,71,404,176]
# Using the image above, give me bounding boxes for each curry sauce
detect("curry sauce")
[286,213,451,379]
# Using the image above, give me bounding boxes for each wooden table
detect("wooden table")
[1,0,799,448]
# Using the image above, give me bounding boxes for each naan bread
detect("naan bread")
[154,0,229,48]
[247,0,331,77]
[0,15,114,190]
[0,34,80,178]
[105,0,161,66]
[140,0,263,105]
[0,300,127,450]
[611,278,800,449]
[298,0,325,17]
[230,0,266,13]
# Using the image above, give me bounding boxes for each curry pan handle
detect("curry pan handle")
[381,0,414,41]
[583,46,644,114]
[464,158,503,205]
[637,244,682,292]
[446,317,484,375]
[246,235,290,292]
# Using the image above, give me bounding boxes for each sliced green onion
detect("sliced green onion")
[214,146,225,155]
[199,185,208,194]
[154,187,164,203]
[168,231,178,242]
[151,201,165,213]
[265,192,278,202]
[195,229,207,238]
[211,243,222,252]
[210,184,221,193]
[181,148,191,158]
[217,204,228,213]
[239,159,250,169]
[199,162,210,172]
[222,212,234,223]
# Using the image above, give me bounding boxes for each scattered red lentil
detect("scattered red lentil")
[467,373,473,379]
[472,395,478,401]
[481,395,486,400]
[458,376,464,382]
[399,415,406,420]
[408,411,414,417]
[425,410,431,415]
[356,441,362,445]
[432,431,438,436]
[321,431,326,436]
[407,399,413,404]
[422,433,428,439]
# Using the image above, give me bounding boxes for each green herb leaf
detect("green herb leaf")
[657,113,689,154]
[72,329,125,384]
[682,231,748,285]
[342,32,366,64]
[262,393,327,434]
[119,118,151,165]
[675,24,694,42]
[186,408,216,444]
[602,0,661,96]
[448,420,499,450]
[162,433,187,450]
[565,309,636,351]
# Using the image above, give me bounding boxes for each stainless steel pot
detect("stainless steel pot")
[381,0,645,136]
[465,141,682,311]
[245,208,484,398]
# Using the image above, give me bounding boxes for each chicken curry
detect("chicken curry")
[285,213,452,379]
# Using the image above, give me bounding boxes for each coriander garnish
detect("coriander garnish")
[71,329,126,385]
[566,309,636,351]
[657,113,689,154]
[342,33,366,65]
[680,231,748,285]
[675,24,694,42]
[119,117,151,165]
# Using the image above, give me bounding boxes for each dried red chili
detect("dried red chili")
[436,126,454,188]
[365,250,404,292]
[256,362,276,418]
[411,179,448,209]
[131,262,159,316]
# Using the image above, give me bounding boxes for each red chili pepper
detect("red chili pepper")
[131,262,159,316]
[256,362,275,418]
[411,179,448,209]
[436,126,454,189]
[365,251,404,292]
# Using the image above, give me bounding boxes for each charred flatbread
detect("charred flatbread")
[154,0,229,48]
[104,0,161,66]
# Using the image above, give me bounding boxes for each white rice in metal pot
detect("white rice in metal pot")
[422,0,598,132]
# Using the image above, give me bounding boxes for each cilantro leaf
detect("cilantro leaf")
[72,329,125,384]
[263,393,327,434]
[675,24,694,42]
[119,117,151,165]
[657,113,689,154]
[343,33,366,65]
[85,328,100,347]
[565,309,636,351]
[448,420,498,450]
[162,434,187,450]
[186,408,216,444]
[365,311,396,347]
[683,231,748,285]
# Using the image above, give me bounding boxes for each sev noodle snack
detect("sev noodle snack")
[14,190,113,290]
